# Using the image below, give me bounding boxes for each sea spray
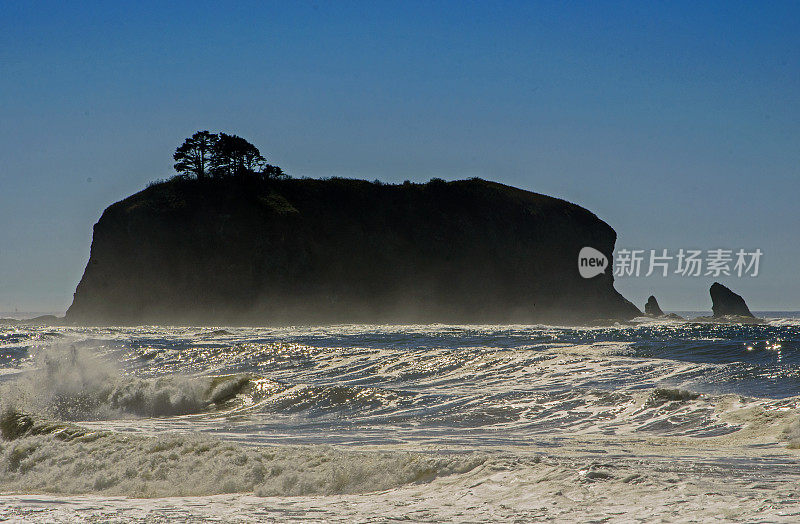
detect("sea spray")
[0,344,242,420]
[0,344,486,497]
[2,321,800,519]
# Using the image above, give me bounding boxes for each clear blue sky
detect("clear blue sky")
[1,1,798,313]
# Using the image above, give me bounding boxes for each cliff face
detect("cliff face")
[66,177,640,325]
[710,282,755,318]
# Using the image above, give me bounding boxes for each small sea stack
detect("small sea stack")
[710,282,754,318]
[644,296,665,317]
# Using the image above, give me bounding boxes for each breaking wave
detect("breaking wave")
[0,345,255,420]
[0,343,483,497]
[0,412,483,497]
[2,320,800,506]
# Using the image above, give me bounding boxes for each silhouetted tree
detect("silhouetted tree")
[173,131,217,179]
[210,133,265,178]
[173,130,288,181]
[260,164,287,180]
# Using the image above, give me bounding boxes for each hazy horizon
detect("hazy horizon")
[2,2,799,312]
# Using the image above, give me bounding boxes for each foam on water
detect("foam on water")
[2,321,800,519]
[0,424,483,497]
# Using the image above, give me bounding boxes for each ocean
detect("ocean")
[2,315,800,522]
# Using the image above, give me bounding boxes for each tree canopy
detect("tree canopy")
[173,131,286,180]
[173,131,216,179]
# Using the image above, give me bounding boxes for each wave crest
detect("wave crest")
[0,345,253,420]
[0,418,484,497]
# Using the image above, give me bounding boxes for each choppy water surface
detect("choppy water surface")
[2,316,800,521]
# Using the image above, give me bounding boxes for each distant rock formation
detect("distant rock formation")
[644,296,665,317]
[66,177,641,325]
[710,282,754,318]
[23,315,61,326]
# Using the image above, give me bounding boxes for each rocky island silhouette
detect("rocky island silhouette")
[64,132,642,325]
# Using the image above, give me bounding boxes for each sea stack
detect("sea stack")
[66,177,642,325]
[710,282,754,318]
[644,296,665,317]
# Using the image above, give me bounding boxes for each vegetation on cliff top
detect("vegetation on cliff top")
[172,130,287,181]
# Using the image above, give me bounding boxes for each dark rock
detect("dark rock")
[22,315,62,326]
[710,282,754,318]
[66,177,641,325]
[644,296,665,317]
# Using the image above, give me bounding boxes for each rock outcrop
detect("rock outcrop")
[66,177,641,325]
[710,282,754,318]
[644,296,665,317]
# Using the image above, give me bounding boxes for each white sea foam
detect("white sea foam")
[0,428,484,498]
[3,323,800,521]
